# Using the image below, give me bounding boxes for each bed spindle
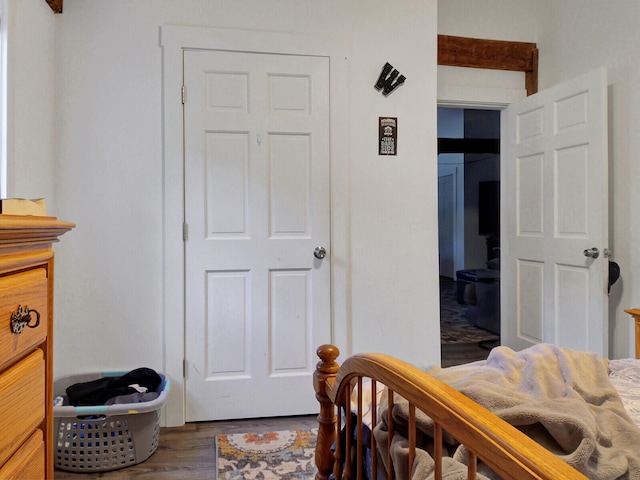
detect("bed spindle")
[356,377,364,480]
[335,406,344,479]
[370,379,378,480]
[434,423,443,479]
[345,388,353,479]
[408,403,416,478]
[467,450,478,480]
[387,388,395,480]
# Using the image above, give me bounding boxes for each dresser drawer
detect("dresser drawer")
[0,349,45,467]
[0,268,48,370]
[0,429,44,479]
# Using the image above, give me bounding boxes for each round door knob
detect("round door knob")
[583,247,599,259]
[314,246,327,259]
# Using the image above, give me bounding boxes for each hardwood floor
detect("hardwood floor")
[441,340,494,367]
[54,415,318,479]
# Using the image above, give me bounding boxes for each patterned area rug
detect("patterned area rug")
[440,279,499,345]
[216,429,317,479]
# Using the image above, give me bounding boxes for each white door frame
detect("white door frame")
[160,25,350,426]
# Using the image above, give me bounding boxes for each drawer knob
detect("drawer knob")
[10,305,41,334]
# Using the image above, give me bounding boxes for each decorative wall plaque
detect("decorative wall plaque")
[379,117,397,156]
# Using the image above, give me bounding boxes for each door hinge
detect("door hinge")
[183,359,188,378]
[181,85,186,104]
[183,222,188,241]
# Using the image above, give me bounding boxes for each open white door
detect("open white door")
[501,68,609,355]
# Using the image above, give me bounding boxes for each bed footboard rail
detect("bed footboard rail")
[313,344,587,480]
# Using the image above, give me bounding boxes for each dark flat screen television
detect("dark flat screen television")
[478,180,500,236]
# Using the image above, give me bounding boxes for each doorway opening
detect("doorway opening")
[438,107,501,366]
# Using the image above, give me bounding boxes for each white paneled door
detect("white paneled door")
[501,68,609,355]
[183,50,331,421]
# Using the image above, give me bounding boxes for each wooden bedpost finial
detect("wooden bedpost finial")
[313,344,340,480]
[316,344,340,370]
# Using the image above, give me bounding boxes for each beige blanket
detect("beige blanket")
[374,344,640,480]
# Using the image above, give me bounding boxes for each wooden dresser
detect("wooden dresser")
[0,216,73,479]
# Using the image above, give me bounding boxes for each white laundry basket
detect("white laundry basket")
[53,371,170,472]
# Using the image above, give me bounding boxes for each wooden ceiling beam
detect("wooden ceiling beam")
[45,0,63,14]
[438,34,538,95]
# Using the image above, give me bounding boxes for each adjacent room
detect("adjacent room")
[438,107,501,366]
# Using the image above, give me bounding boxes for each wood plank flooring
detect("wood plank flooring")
[54,415,318,479]
[441,341,494,367]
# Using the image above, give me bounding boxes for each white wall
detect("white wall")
[439,0,541,42]
[439,0,640,359]
[3,0,56,203]
[50,0,438,425]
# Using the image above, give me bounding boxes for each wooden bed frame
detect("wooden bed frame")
[314,307,640,480]
[313,344,588,480]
